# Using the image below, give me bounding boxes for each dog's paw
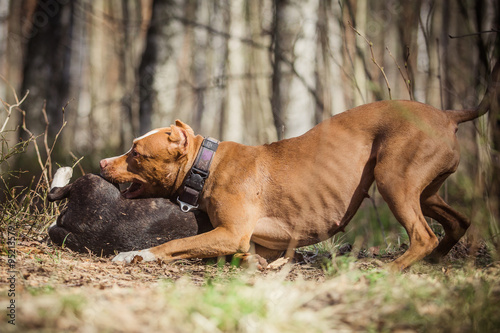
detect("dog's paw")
[112,249,157,263]
[233,253,269,270]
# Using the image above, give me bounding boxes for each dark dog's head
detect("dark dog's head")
[99,120,199,198]
[48,173,212,255]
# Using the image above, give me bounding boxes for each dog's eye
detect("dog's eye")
[131,149,140,158]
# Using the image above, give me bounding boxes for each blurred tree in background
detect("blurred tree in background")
[1,0,499,252]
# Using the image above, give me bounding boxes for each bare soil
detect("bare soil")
[1,237,492,289]
[1,238,498,333]
[3,240,329,289]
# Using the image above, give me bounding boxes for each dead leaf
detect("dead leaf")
[369,246,380,256]
[131,255,144,264]
[268,257,289,270]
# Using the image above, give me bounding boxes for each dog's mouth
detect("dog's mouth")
[121,182,145,199]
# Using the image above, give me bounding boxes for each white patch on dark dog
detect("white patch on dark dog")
[51,167,73,189]
[49,220,57,230]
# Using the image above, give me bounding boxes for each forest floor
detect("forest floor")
[1,237,500,333]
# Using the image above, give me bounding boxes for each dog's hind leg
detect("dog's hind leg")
[375,167,439,271]
[421,193,470,262]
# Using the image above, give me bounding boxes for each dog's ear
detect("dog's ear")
[175,119,195,136]
[168,124,189,156]
[48,167,73,201]
[48,183,73,202]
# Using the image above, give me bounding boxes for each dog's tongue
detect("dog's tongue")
[122,182,143,199]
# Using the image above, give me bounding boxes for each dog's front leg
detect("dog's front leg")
[112,226,253,263]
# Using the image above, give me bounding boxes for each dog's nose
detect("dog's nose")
[100,159,108,170]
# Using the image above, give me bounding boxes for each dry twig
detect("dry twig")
[348,21,392,100]
[386,47,413,100]
[0,90,30,133]
[449,29,499,39]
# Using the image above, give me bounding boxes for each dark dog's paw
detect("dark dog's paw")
[112,249,157,263]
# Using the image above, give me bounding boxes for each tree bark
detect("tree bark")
[21,0,73,138]
[138,0,169,135]
[270,0,288,140]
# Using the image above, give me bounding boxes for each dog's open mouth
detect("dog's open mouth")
[121,182,145,199]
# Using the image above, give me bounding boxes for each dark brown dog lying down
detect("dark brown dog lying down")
[48,171,213,256]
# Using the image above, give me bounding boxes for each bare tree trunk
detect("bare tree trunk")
[244,0,276,144]
[397,0,421,102]
[138,0,173,135]
[270,0,287,140]
[116,0,135,150]
[1,0,29,133]
[206,0,230,140]
[21,0,73,138]
[490,66,500,249]
[223,0,245,142]
[353,0,367,105]
[0,1,10,100]
[284,0,317,138]
[190,0,209,131]
[315,0,332,122]
[422,0,443,107]
[339,0,357,109]
[485,31,500,251]
[327,3,347,115]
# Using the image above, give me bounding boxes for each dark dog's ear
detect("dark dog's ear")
[48,183,73,202]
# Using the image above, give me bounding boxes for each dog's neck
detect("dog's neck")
[176,136,219,212]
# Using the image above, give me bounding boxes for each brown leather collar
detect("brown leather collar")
[177,137,219,212]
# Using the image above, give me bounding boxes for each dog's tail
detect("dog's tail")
[448,58,500,124]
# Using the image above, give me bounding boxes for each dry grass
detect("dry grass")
[1,238,499,333]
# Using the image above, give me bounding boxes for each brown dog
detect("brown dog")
[100,97,492,270]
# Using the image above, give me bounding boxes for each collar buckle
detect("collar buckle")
[177,197,199,213]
